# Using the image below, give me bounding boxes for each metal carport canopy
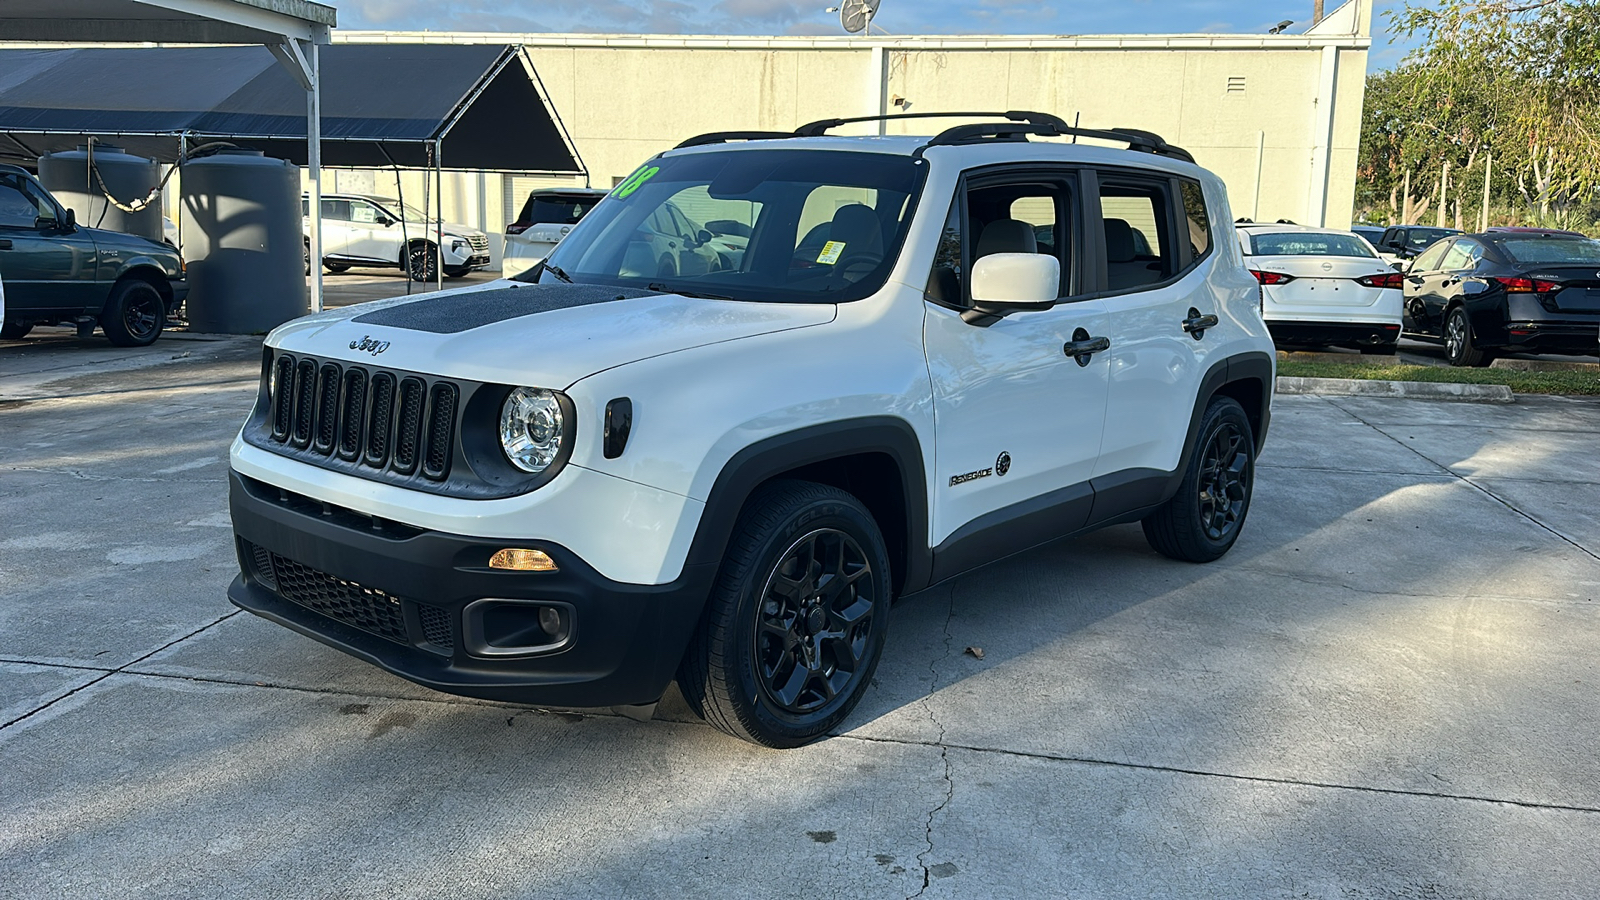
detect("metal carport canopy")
[0,0,342,310]
[0,44,585,173]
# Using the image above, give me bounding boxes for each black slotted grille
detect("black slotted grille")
[424,383,457,480]
[259,351,467,489]
[313,364,341,453]
[338,367,367,460]
[392,377,425,474]
[270,554,409,644]
[247,540,278,590]
[364,373,396,467]
[291,359,317,448]
[271,356,296,440]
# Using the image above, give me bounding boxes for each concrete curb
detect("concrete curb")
[1489,358,1599,373]
[1276,376,1514,403]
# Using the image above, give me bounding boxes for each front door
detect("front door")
[922,168,1110,554]
[1401,238,1455,333]
[0,173,99,315]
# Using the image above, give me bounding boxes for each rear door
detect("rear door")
[0,173,100,315]
[316,198,355,260]
[1091,169,1213,481]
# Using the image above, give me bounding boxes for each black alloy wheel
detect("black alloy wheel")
[679,480,891,748]
[407,243,439,282]
[1142,396,1255,563]
[1444,306,1490,367]
[99,279,165,347]
[753,528,877,715]
[1196,421,1250,542]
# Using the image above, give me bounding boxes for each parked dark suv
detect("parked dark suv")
[1401,231,1600,366]
[0,164,187,346]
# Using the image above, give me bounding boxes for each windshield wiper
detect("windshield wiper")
[647,283,736,301]
[540,261,574,283]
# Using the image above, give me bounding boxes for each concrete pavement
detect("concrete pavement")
[3,339,1599,899]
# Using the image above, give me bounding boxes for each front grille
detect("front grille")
[467,234,489,252]
[248,540,278,590]
[271,554,409,644]
[263,353,456,482]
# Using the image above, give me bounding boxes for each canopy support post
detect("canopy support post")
[270,34,324,313]
[434,139,444,292]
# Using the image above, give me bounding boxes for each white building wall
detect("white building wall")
[336,0,1371,268]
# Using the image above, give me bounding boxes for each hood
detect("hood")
[84,226,177,258]
[403,221,482,240]
[266,280,836,388]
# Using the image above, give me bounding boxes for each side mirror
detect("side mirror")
[375,216,395,227]
[62,207,76,230]
[962,253,1059,325]
[696,229,713,244]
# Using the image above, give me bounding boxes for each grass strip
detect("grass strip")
[1276,360,1600,396]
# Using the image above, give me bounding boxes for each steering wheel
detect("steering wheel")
[832,250,883,282]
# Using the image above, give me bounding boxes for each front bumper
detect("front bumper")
[227,471,715,707]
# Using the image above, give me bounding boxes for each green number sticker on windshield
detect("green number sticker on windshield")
[614,166,660,200]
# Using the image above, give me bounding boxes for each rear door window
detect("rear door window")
[1095,174,1176,292]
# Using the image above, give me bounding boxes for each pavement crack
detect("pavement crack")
[837,732,1600,817]
[909,584,957,900]
[1327,398,1600,562]
[0,610,240,732]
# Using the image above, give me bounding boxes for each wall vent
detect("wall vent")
[1226,76,1247,94]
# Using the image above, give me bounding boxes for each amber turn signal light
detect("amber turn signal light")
[489,548,557,572]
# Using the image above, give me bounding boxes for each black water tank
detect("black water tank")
[37,145,162,242]
[180,150,307,334]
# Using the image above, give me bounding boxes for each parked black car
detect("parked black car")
[1401,232,1600,366]
[0,164,187,346]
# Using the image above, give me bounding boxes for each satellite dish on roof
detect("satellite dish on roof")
[839,0,881,34]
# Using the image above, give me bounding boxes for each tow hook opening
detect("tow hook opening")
[464,598,575,658]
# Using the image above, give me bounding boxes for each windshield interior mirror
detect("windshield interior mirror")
[963,253,1060,326]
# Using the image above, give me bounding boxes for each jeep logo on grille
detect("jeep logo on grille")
[349,335,391,356]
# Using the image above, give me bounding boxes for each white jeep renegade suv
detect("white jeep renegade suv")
[230,112,1274,747]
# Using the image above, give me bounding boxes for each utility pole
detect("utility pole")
[1313,0,1325,25]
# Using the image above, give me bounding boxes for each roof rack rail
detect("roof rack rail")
[671,112,1194,164]
[794,110,1068,137]
[923,121,1195,163]
[675,111,1068,150]
[674,130,797,149]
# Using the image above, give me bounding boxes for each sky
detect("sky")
[334,0,1422,69]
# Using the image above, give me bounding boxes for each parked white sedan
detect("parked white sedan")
[1237,224,1403,354]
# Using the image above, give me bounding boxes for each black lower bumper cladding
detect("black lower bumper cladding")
[227,471,714,707]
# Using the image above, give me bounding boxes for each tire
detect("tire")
[99,279,165,347]
[443,265,470,279]
[1,319,32,340]
[304,241,311,276]
[1360,342,1398,356]
[678,480,892,748]
[1444,306,1491,367]
[1142,396,1255,563]
[324,262,350,274]
[406,242,439,282]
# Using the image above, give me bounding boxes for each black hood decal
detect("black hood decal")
[351,283,657,334]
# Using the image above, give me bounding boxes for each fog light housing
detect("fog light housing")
[463,598,575,657]
[489,548,557,572]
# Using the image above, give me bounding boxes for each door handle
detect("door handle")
[1181,308,1219,339]
[0,239,11,250]
[1063,328,1110,367]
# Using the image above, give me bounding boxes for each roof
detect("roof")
[0,44,582,173]
[0,0,333,44]
[1235,223,1360,236]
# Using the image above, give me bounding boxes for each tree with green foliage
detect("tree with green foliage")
[1359,0,1600,230]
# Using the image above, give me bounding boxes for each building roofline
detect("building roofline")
[334,31,1371,52]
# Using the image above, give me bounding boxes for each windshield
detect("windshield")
[1499,237,1600,265]
[1249,232,1376,258]
[521,149,924,303]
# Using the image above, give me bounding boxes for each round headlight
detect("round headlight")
[499,387,566,473]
